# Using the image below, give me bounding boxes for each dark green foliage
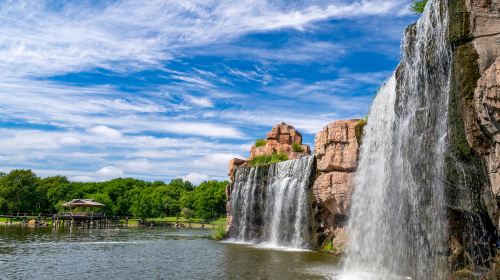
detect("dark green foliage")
[0,169,227,221]
[249,153,288,166]
[0,170,38,214]
[255,139,266,147]
[292,143,303,152]
[410,0,428,14]
[190,181,226,221]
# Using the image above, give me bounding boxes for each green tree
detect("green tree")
[86,193,114,215]
[0,169,39,214]
[38,176,69,213]
[410,0,428,14]
[192,181,227,221]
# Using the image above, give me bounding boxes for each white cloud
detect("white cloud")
[184,95,214,108]
[70,175,97,182]
[0,0,411,78]
[87,125,122,139]
[182,173,210,185]
[58,136,82,146]
[96,166,124,178]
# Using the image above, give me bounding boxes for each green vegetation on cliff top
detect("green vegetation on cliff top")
[255,139,266,147]
[292,143,303,152]
[249,153,288,167]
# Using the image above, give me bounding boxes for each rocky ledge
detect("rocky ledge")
[313,119,363,250]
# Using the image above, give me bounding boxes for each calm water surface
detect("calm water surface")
[0,226,339,279]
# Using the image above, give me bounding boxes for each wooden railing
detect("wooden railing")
[55,212,105,218]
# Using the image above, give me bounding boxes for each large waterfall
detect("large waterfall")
[228,155,315,249]
[341,0,451,279]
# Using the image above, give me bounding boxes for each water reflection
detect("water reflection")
[0,226,338,280]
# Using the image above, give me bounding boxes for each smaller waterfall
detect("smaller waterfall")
[228,155,315,249]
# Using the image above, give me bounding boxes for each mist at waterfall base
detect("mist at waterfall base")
[227,155,315,251]
[338,0,451,279]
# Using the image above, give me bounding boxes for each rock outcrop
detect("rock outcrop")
[313,119,362,249]
[446,0,500,273]
[466,0,500,234]
[249,122,311,160]
[475,58,500,207]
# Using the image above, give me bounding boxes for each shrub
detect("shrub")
[322,240,337,252]
[255,139,266,147]
[355,117,368,144]
[410,0,427,14]
[249,153,288,166]
[211,219,226,240]
[181,207,192,219]
[292,143,303,152]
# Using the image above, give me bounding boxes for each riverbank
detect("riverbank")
[0,216,226,229]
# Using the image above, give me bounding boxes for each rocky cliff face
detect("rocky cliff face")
[446,0,500,274]
[313,119,362,249]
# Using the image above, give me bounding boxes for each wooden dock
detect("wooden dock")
[52,212,117,229]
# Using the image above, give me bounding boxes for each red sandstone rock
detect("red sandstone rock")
[315,120,359,172]
[249,122,311,160]
[313,119,361,248]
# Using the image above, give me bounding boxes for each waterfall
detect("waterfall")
[228,155,315,249]
[341,0,451,279]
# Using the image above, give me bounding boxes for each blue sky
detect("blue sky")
[0,0,417,184]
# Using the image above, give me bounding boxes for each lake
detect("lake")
[0,226,339,279]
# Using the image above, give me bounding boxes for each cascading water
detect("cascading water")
[228,155,314,249]
[341,0,451,279]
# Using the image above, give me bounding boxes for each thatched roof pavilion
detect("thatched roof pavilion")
[62,199,105,209]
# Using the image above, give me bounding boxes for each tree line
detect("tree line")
[0,169,227,221]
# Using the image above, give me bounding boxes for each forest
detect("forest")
[0,169,227,221]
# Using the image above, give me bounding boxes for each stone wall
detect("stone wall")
[313,119,362,249]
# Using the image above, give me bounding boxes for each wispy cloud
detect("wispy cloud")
[0,0,415,181]
[0,0,411,78]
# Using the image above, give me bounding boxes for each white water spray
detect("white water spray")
[341,0,451,279]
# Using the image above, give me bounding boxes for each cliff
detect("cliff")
[313,119,362,249]
[445,0,500,273]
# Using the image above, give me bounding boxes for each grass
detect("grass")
[255,139,266,147]
[211,218,226,240]
[131,216,225,225]
[0,215,226,228]
[292,143,303,152]
[249,153,288,166]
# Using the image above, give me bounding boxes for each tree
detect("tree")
[38,176,69,213]
[410,0,428,14]
[0,170,39,214]
[192,181,227,221]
